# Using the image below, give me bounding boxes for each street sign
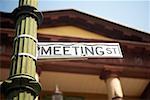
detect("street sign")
[38,42,123,59]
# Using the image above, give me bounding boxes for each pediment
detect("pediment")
[40,9,150,43]
[38,25,113,41]
[0,9,150,42]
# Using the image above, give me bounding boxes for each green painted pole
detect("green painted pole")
[1,0,43,99]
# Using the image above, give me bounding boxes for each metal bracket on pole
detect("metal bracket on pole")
[12,5,43,26]
[1,74,41,97]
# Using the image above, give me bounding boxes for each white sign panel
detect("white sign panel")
[38,42,123,59]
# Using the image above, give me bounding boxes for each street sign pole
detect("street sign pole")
[1,0,43,99]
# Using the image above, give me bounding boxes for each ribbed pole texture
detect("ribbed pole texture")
[6,0,40,100]
[10,0,37,79]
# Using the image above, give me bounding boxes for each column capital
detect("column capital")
[100,69,119,80]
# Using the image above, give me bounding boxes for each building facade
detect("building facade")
[0,9,150,100]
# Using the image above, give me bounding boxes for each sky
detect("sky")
[0,0,149,33]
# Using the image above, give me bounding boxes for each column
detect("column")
[100,70,123,100]
[1,0,43,99]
